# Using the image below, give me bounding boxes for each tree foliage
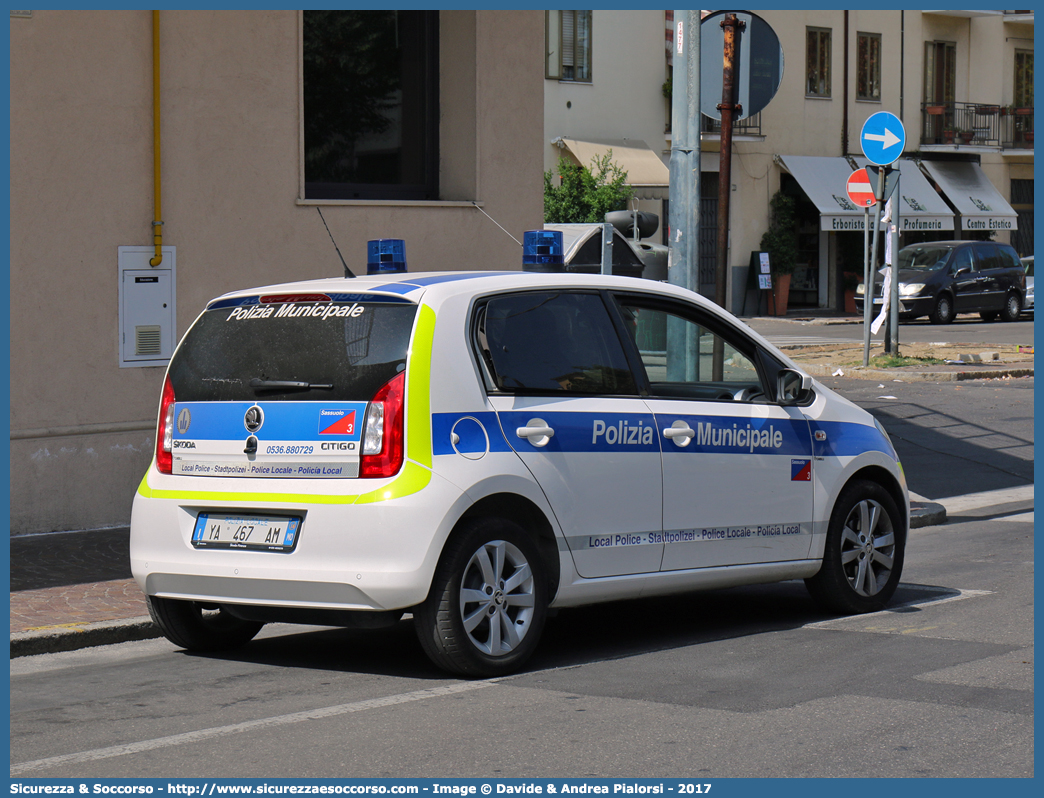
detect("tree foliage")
[543,152,633,224]
[759,191,799,275]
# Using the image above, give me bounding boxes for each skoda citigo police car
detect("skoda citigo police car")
[131,240,909,676]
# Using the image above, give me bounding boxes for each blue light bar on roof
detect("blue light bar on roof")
[367,239,407,274]
[522,230,564,272]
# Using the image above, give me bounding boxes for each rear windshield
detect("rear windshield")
[897,245,955,271]
[169,299,418,402]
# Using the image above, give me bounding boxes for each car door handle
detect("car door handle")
[663,422,695,446]
[516,418,555,447]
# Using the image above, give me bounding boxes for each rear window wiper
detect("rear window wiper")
[249,378,334,391]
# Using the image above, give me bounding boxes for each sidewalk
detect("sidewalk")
[10,496,949,657]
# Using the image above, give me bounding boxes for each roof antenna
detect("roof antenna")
[317,207,355,278]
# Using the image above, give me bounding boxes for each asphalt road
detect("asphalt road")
[9,338,1034,780]
[9,503,1033,779]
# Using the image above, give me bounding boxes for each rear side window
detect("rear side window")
[973,244,1003,271]
[477,291,637,395]
[169,300,418,402]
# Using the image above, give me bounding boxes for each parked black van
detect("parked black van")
[855,241,1026,323]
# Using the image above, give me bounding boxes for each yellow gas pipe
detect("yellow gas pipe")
[149,10,163,266]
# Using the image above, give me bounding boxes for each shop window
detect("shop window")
[856,32,881,101]
[806,27,831,97]
[546,11,592,82]
[303,10,439,201]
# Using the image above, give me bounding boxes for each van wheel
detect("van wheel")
[929,294,955,324]
[1001,292,1022,322]
[805,480,904,615]
[146,596,264,651]
[415,518,547,677]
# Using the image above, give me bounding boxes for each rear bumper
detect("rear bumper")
[129,463,465,612]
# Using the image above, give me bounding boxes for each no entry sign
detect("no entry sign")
[846,168,877,208]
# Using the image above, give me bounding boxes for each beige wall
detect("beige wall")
[9,9,544,534]
[719,11,1031,309]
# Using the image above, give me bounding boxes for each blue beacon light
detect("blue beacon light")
[522,230,564,272]
[367,239,408,275]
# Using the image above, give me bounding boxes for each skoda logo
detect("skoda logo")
[244,405,264,433]
[176,408,191,435]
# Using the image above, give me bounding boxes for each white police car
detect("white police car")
[130,237,909,676]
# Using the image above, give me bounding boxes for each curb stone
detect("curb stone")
[800,363,1033,382]
[10,616,160,658]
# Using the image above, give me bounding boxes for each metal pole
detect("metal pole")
[667,11,700,382]
[862,168,887,366]
[713,13,744,381]
[888,172,901,355]
[601,223,613,275]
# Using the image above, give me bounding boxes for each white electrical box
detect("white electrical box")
[118,246,176,367]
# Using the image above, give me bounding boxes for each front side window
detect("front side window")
[613,297,768,402]
[806,27,831,97]
[478,291,635,395]
[303,10,439,201]
[856,32,881,101]
[546,10,592,82]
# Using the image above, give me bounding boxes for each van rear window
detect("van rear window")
[168,301,418,402]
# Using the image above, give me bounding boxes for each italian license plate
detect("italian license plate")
[192,512,301,552]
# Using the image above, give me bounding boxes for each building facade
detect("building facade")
[9,9,545,535]
[700,9,1033,312]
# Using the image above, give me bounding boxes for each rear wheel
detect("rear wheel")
[929,293,955,324]
[146,596,264,651]
[1001,292,1022,322]
[415,517,547,677]
[805,480,905,615]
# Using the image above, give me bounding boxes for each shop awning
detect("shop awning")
[778,155,955,232]
[553,138,670,200]
[852,157,956,233]
[918,160,1018,232]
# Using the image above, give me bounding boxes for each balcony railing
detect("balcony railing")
[920,101,1034,148]
[701,111,762,137]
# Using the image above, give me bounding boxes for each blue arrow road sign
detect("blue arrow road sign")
[860,112,906,166]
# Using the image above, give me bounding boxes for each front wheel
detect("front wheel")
[146,596,264,651]
[805,480,905,614]
[929,294,955,324]
[1001,292,1022,322]
[415,518,548,677]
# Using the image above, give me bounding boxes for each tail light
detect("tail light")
[156,375,176,474]
[359,371,406,478]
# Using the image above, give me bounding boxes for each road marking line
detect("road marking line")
[10,681,493,775]
[933,485,1033,514]
[805,586,993,630]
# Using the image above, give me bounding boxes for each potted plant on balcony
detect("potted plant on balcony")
[759,191,798,316]
[977,104,1000,115]
[926,103,946,115]
[943,128,956,144]
[957,127,974,144]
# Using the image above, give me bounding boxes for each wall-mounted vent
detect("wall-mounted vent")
[135,325,163,356]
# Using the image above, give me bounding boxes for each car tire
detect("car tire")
[146,595,264,651]
[415,517,548,677]
[929,294,955,324]
[979,311,997,322]
[805,480,905,615]
[1001,292,1022,322]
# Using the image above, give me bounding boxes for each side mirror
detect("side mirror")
[954,264,972,276]
[777,368,813,406]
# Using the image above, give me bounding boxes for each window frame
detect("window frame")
[1014,49,1034,108]
[302,10,440,202]
[545,10,593,83]
[923,40,956,103]
[805,27,832,98]
[856,31,882,102]
[607,292,788,405]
